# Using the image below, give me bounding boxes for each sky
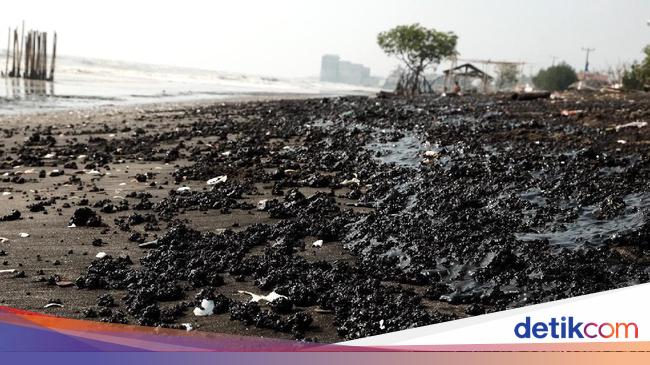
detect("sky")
[0,0,649,78]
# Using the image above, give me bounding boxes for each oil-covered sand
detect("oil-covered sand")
[1,93,650,342]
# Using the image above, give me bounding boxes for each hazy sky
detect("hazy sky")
[1,0,649,78]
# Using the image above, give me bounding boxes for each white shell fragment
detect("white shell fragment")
[193,299,215,316]
[312,240,324,248]
[207,175,227,185]
[341,177,360,186]
[238,290,287,303]
[95,252,107,259]
[18,233,30,238]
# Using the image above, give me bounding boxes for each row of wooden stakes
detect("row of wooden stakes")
[3,24,57,81]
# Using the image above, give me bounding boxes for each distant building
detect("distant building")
[319,54,380,87]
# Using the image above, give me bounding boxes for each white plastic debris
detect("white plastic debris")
[67,223,77,228]
[43,152,56,159]
[44,303,64,309]
[257,199,269,211]
[95,252,107,259]
[2,192,10,196]
[177,187,191,193]
[617,140,627,144]
[379,319,386,330]
[23,169,35,174]
[238,290,287,303]
[77,155,88,160]
[181,323,194,331]
[207,175,227,185]
[87,170,101,175]
[193,299,215,316]
[312,240,324,248]
[615,121,648,131]
[341,177,360,186]
[18,233,29,238]
[221,151,231,156]
[0,237,8,243]
[0,269,17,274]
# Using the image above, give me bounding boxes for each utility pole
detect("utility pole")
[582,47,595,73]
[550,55,558,67]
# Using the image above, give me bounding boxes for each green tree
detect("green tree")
[377,23,458,95]
[532,63,578,91]
[623,46,650,90]
[496,64,519,90]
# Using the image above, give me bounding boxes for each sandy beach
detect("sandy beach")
[1,92,650,342]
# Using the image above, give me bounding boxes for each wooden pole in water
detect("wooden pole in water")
[4,28,9,77]
[10,29,18,77]
[35,32,41,79]
[42,32,47,81]
[30,31,36,79]
[24,32,30,79]
[49,32,56,81]
[17,21,24,77]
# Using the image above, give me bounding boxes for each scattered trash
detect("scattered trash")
[193,299,215,316]
[312,240,323,247]
[18,232,30,238]
[0,237,8,243]
[257,199,270,211]
[138,240,159,249]
[176,187,191,193]
[615,121,648,131]
[181,323,194,331]
[617,140,627,144]
[44,303,63,309]
[341,177,360,186]
[95,252,107,259]
[0,269,17,274]
[561,109,584,117]
[237,290,287,303]
[207,175,228,185]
